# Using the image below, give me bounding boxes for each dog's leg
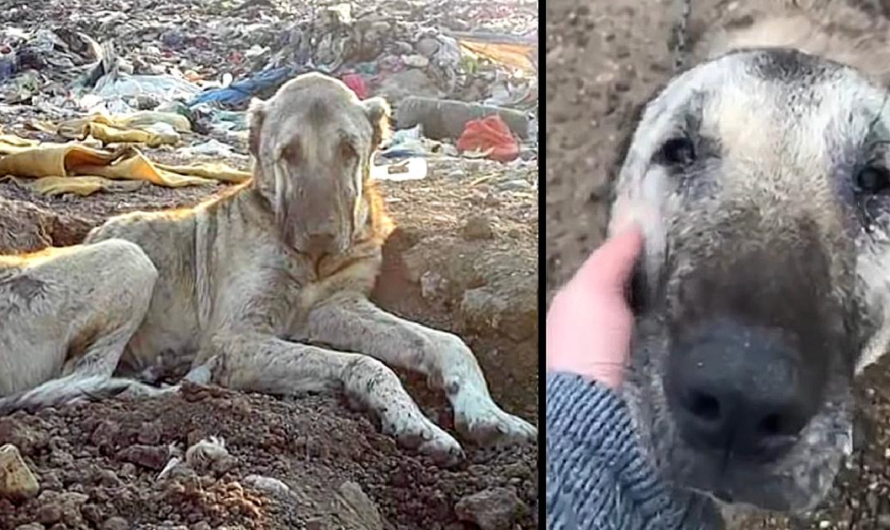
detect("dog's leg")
[306,294,537,445]
[0,239,158,414]
[203,332,464,466]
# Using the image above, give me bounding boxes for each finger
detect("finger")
[574,224,644,292]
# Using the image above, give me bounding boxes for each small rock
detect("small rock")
[337,481,383,530]
[306,518,327,530]
[0,419,48,455]
[137,422,161,445]
[420,270,449,300]
[102,517,129,530]
[15,524,45,530]
[190,523,211,530]
[81,504,103,524]
[40,471,62,491]
[461,215,495,240]
[0,444,40,500]
[117,445,168,471]
[97,469,122,488]
[497,179,532,191]
[243,475,291,496]
[89,421,120,450]
[459,286,536,341]
[454,487,527,530]
[36,503,62,524]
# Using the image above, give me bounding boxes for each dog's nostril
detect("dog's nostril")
[689,391,721,421]
[669,320,817,461]
[759,413,782,436]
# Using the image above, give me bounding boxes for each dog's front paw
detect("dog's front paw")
[453,392,537,446]
[381,407,465,467]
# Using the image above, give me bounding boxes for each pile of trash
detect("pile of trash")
[0,0,537,196]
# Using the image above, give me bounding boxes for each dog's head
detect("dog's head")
[610,47,890,512]
[248,72,390,258]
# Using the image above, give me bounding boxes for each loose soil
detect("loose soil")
[0,148,539,529]
[546,0,890,528]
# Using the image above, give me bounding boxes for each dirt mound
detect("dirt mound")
[0,383,537,530]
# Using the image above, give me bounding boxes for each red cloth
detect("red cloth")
[341,73,368,100]
[456,115,520,162]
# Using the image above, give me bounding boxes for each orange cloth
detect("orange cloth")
[456,115,519,163]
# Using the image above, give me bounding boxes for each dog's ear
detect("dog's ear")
[362,97,392,150]
[248,97,267,158]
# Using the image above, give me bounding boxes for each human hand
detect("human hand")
[546,225,644,389]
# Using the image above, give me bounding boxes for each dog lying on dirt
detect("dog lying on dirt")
[609,0,890,517]
[0,72,535,465]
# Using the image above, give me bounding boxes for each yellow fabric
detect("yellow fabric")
[56,114,182,147]
[457,40,536,74]
[155,162,252,183]
[0,131,253,196]
[116,111,191,132]
[4,176,144,196]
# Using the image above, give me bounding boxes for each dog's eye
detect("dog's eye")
[855,165,890,194]
[282,143,301,165]
[339,141,357,161]
[658,137,696,166]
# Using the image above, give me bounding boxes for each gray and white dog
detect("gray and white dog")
[610,0,890,516]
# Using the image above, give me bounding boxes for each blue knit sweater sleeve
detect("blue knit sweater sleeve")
[546,372,724,530]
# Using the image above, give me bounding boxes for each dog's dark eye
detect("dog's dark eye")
[282,143,301,165]
[340,141,357,161]
[855,165,890,194]
[658,137,696,166]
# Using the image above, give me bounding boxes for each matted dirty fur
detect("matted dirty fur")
[607,0,890,522]
[0,73,535,466]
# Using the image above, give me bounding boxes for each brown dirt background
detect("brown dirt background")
[545,0,890,528]
[0,147,539,529]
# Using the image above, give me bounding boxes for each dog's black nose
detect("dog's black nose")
[305,233,337,257]
[667,319,818,462]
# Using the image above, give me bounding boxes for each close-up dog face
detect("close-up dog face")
[247,73,390,258]
[610,47,890,512]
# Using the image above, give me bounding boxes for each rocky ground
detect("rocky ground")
[545,0,890,528]
[0,153,539,530]
[0,0,539,528]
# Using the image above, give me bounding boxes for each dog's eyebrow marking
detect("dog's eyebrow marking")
[749,48,827,83]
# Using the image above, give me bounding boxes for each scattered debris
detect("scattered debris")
[0,0,537,197]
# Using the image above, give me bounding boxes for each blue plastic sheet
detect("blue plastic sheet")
[187,66,305,107]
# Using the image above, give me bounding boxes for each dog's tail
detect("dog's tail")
[0,375,134,416]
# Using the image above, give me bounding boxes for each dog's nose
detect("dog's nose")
[305,233,337,256]
[667,319,816,462]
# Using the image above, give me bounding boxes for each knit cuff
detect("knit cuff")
[545,371,724,530]
[546,371,637,455]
